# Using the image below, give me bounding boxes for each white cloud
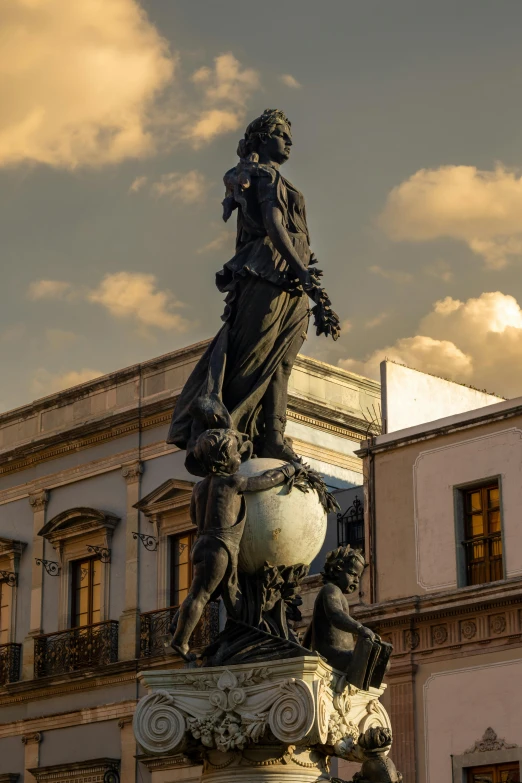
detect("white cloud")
[341,335,472,381]
[28,271,191,332]
[340,291,522,397]
[280,74,301,89]
[31,368,103,398]
[369,265,413,284]
[27,280,73,300]
[187,53,260,145]
[192,53,260,107]
[380,165,522,269]
[150,170,208,204]
[87,272,190,331]
[0,0,174,169]
[189,109,243,144]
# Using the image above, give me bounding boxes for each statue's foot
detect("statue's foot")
[171,641,197,663]
[261,438,301,463]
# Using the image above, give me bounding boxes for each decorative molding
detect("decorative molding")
[134,479,195,519]
[28,491,48,512]
[39,507,120,545]
[465,727,518,754]
[28,757,120,783]
[0,660,140,710]
[121,461,143,484]
[0,699,137,738]
[22,732,43,745]
[0,537,26,559]
[0,439,178,507]
[0,775,20,782]
[134,660,390,760]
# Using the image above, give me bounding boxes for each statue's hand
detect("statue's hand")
[358,625,376,643]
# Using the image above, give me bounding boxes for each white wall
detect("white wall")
[381,361,503,434]
[414,428,522,592]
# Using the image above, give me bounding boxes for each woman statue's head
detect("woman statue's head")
[237,108,292,165]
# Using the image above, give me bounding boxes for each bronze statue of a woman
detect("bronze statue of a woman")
[167,109,340,474]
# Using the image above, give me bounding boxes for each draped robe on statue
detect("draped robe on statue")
[167,163,311,470]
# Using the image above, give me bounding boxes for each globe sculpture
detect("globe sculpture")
[238,458,327,574]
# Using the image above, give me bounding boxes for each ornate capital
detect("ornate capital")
[134,659,391,763]
[121,462,143,484]
[28,491,48,513]
[22,732,43,745]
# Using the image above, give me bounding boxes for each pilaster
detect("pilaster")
[22,491,48,681]
[119,461,143,662]
[119,716,137,783]
[22,732,43,782]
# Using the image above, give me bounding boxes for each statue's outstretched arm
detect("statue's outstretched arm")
[240,465,295,493]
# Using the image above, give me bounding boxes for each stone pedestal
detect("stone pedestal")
[133,656,392,782]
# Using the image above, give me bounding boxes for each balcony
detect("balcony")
[337,494,365,552]
[0,642,21,686]
[139,602,220,658]
[34,620,119,678]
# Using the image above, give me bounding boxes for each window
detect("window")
[71,558,101,627]
[170,532,195,607]
[467,762,520,782]
[462,482,503,586]
[0,582,9,644]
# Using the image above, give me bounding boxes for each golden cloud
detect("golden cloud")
[341,291,522,397]
[380,165,522,268]
[0,0,174,168]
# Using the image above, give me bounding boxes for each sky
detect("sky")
[2,0,522,412]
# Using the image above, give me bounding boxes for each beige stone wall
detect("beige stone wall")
[371,413,522,602]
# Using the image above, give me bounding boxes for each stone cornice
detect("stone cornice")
[0,656,184,709]
[356,400,522,457]
[0,701,137,739]
[351,577,522,626]
[351,579,522,664]
[28,758,120,782]
[0,343,377,473]
[0,537,26,559]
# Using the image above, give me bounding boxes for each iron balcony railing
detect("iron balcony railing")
[463,532,503,586]
[34,620,119,678]
[140,602,220,658]
[0,642,21,686]
[337,494,365,552]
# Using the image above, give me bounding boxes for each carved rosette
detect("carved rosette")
[134,658,392,769]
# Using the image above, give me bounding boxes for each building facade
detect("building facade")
[356,395,522,783]
[0,341,378,783]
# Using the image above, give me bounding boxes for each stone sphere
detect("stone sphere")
[237,458,327,574]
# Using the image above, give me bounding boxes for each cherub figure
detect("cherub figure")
[304,546,391,689]
[170,428,296,660]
